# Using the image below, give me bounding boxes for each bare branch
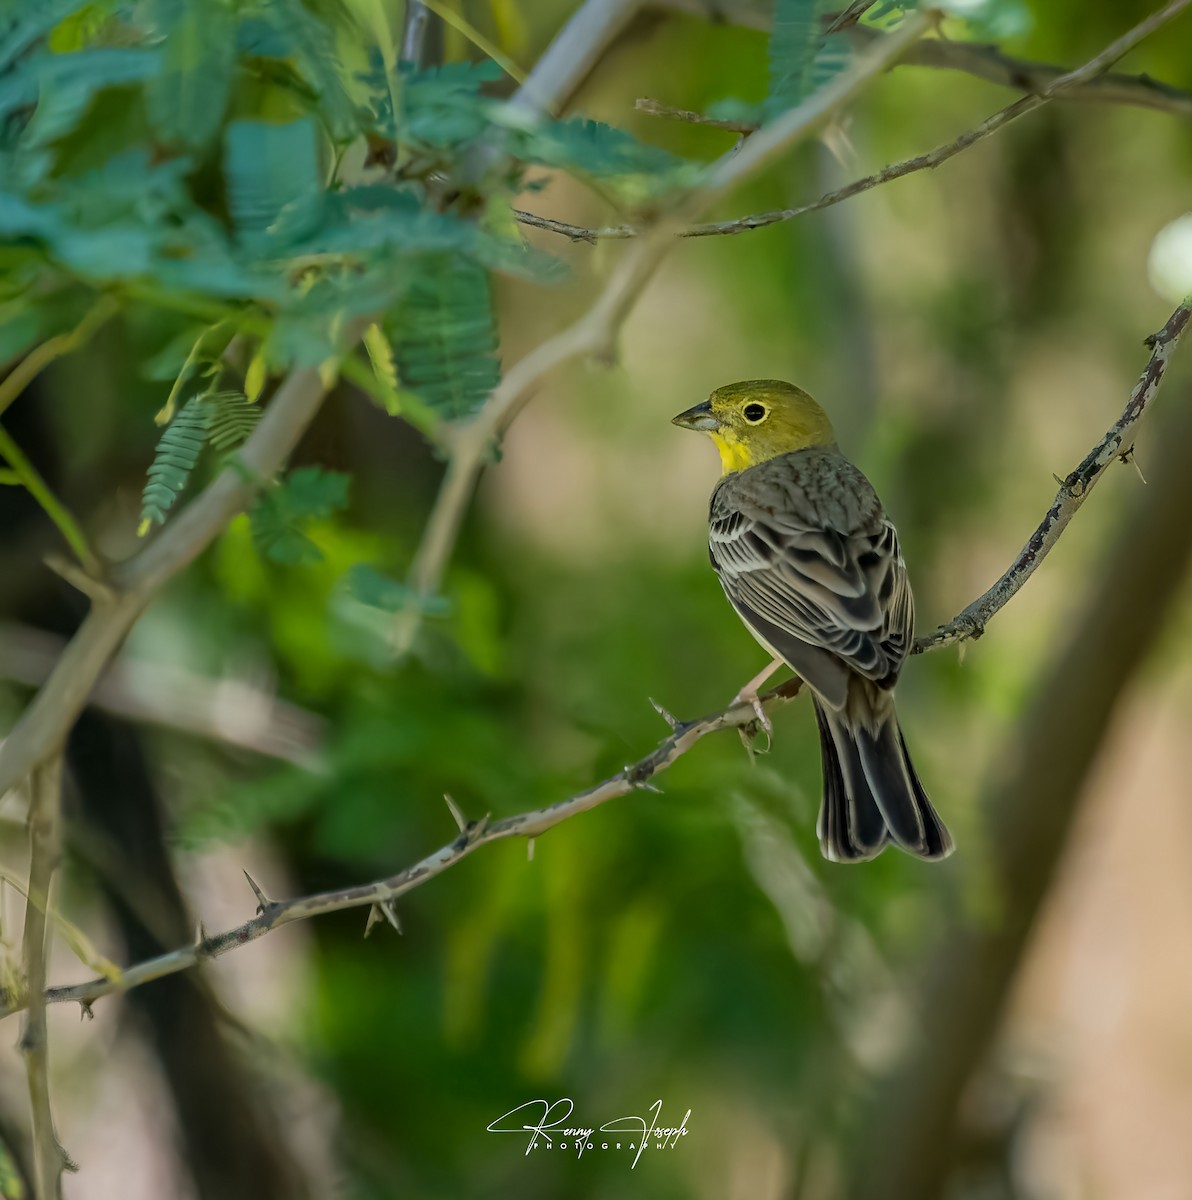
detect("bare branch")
[649,0,1192,119]
[395,11,935,652]
[507,0,645,118]
[521,0,1192,243]
[20,758,73,1197]
[635,96,758,132]
[399,0,430,64]
[0,622,325,767]
[914,301,1192,652]
[0,680,807,1020]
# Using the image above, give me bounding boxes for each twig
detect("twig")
[635,96,758,132]
[914,300,1192,652]
[0,425,97,573]
[649,0,1192,119]
[0,294,118,422]
[0,327,362,798]
[506,0,645,118]
[395,11,934,652]
[399,0,430,64]
[0,622,326,767]
[0,680,806,1020]
[520,0,1192,243]
[20,758,72,1197]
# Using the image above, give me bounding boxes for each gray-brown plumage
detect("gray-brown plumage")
[673,380,952,862]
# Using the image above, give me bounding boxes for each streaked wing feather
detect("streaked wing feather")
[710,477,912,688]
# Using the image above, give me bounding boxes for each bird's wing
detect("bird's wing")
[710,461,913,702]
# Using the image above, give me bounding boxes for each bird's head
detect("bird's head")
[672,379,837,474]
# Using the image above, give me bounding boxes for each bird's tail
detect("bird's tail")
[812,696,953,862]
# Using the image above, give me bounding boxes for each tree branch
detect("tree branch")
[0,678,807,1020]
[394,10,935,652]
[649,0,1192,119]
[0,623,325,767]
[519,0,1192,243]
[914,300,1192,652]
[20,757,72,1198]
[0,347,354,798]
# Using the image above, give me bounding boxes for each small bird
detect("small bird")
[672,380,952,862]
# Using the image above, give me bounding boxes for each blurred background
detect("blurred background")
[2,1,1192,1197]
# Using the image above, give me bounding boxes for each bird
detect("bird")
[672,380,952,863]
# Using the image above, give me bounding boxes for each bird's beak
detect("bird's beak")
[671,399,720,432]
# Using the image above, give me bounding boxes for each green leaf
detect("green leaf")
[506,116,687,182]
[139,392,211,530]
[389,254,500,419]
[250,465,349,565]
[224,117,326,248]
[765,0,824,119]
[396,60,503,147]
[148,0,236,149]
[9,49,162,147]
[347,564,451,616]
[270,0,359,141]
[206,390,261,454]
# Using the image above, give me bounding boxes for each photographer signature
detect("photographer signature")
[487,1098,690,1168]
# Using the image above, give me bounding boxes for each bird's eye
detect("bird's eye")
[743,403,766,423]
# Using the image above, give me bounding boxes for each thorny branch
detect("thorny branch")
[651,0,1192,119]
[4,290,1188,1023]
[915,300,1192,651]
[518,0,1192,243]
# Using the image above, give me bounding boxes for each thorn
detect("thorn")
[1051,472,1064,487]
[443,793,468,834]
[195,920,208,947]
[365,900,402,937]
[242,869,272,912]
[1122,448,1147,483]
[635,780,663,794]
[957,639,968,665]
[527,837,536,862]
[649,697,678,729]
[380,900,402,934]
[78,999,94,1022]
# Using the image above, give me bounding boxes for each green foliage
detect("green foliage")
[347,564,451,617]
[206,389,261,454]
[766,0,825,117]
[224,115,326,248]
[139,392,211,530]
[148,0,235,149]
[139,389,259,530]
[250,465,349,565]
[389,254,500,419]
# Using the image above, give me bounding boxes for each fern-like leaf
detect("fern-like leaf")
[389,254,500,420]
[766,0,822,117]
[206,390,261,455]
[139,394,210,532]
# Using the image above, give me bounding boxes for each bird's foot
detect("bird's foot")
[732,686,773,738]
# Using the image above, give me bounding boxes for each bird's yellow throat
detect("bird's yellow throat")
[710,432,757,475]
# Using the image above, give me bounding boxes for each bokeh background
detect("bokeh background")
[3,1,1192,1197]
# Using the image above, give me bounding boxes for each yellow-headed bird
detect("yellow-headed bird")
[673,380,952,862]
